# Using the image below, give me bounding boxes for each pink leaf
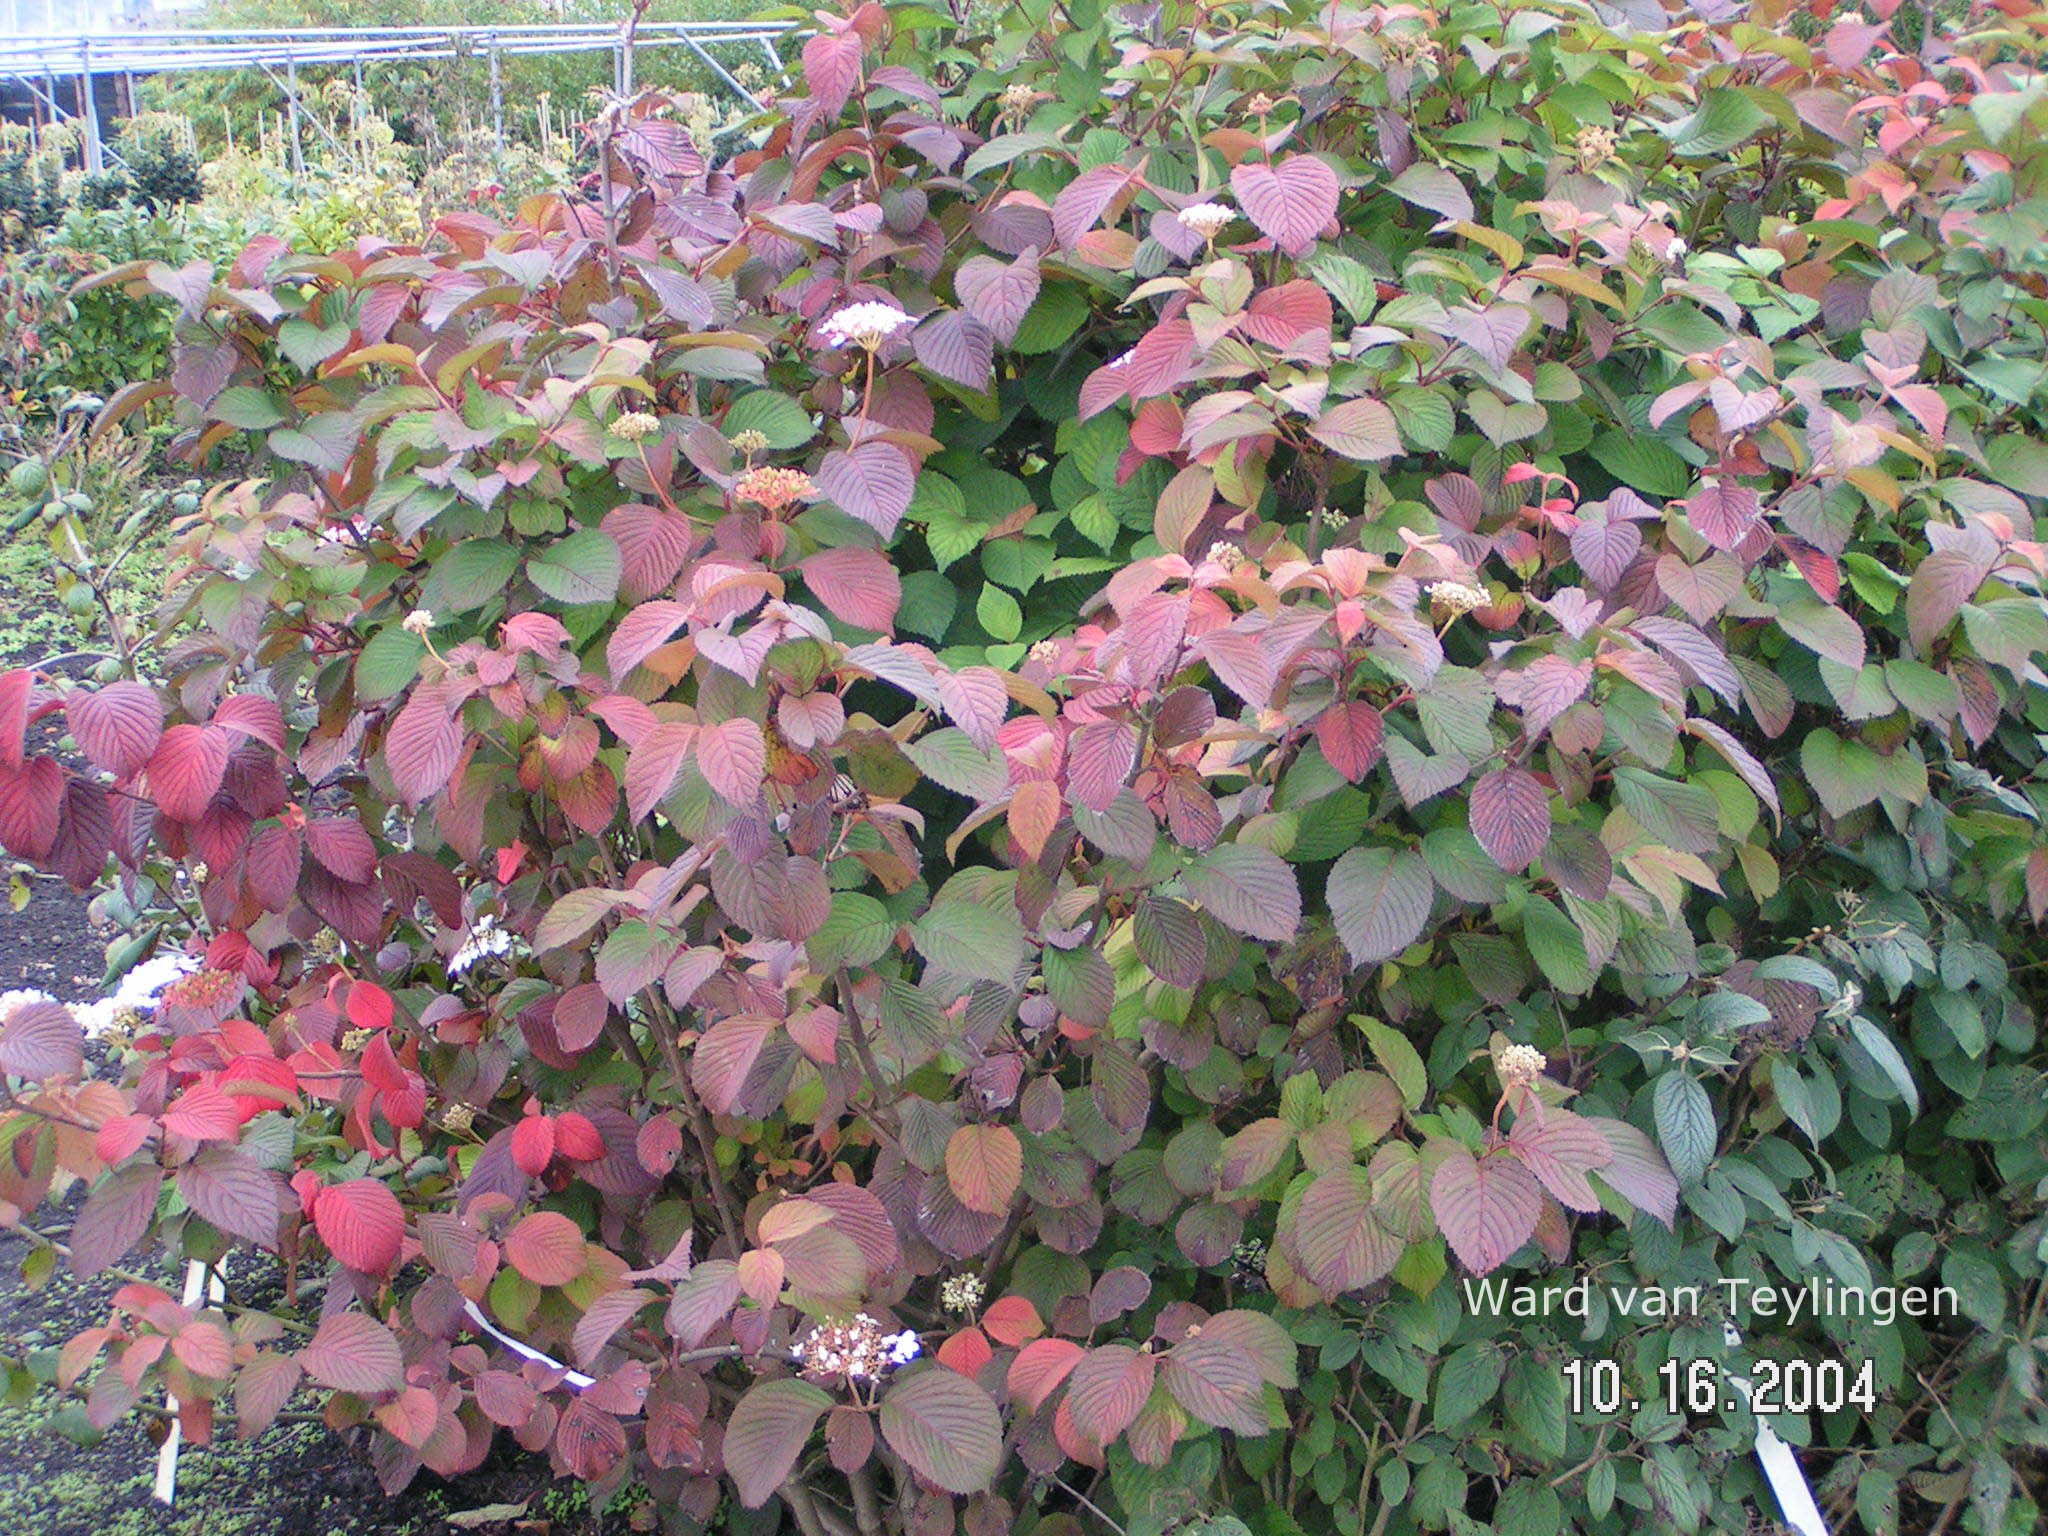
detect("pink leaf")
[801,547,901,632]
[816,442,916,537]
[935,666,1007,753]
[299,1310,404,1394]
[1430,1148,1543,1274]
[955,248,1042,344]
[696,717,766,807]
[312,1178,405,1274]
[1230,154,1340,257]
[1315,701,1384,782]
[1468,767,1551,871]
[802,29,863,117]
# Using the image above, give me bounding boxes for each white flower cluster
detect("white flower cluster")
[1177,202,1234,239]
[612,410,662,442]
[1498,1042,1546,1088]
[1203,540,1248,572]
[1426,580,1490,614]
[449,914,518,976]
[940,1273,986,1314]
[796,1313,921,1381]
[818,301,914,350]
[402,608,435,637]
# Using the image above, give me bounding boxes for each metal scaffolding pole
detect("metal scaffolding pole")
[285,51,303,178]
[489,31,503,156]
[77,39,102,173]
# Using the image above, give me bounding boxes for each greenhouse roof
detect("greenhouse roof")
[0,20,797,79]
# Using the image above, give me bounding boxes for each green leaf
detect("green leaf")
[1521,896,1591,994]
[809,893,898,971]
[355,625,425,704]
[1662,88,1769,156]
[529,529,622,606]
[208,386,287,430]
[426,539,522,614]
[1653,1073,1716,1184]
[911,899,1025,983]
[1432,1339,1504,1432]
[723,391,816,450]
[1358,1017,1427,1111]
[976,582,1023,642]
[1588,430,1690,497]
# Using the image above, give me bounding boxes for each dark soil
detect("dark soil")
[0,882,631,1536]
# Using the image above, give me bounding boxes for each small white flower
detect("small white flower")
[941,1273,986,1314]
[818,301,914,351]
[612,410,661,442]
[1499,1042,1546,1088]
[1425,580,1490,615]
[1667,237,1689,262]
[1177,201,1234,239]
[402,608,435,637]
[881,1330,921,1365]
[449,914,517,976]
[1203,540,1248,572]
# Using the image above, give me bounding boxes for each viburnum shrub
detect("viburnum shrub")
[1,1,2046,1533]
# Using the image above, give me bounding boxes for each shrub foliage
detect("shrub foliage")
[1,2,2046,1534]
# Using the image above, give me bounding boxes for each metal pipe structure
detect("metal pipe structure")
[0,23,799,80]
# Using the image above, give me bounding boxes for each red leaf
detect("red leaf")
[147,723,230,822]
[1309,397,1400,461]
[606,599,694,685]
[304,816,377,883]
[1468,767,1551,871]
[937,1327,993,1377]
[912,310,995,389]
[982,1295,1044,1347]
[162,1082,243,1142]
[346,981,395,1031]
[801,547,901,631]
[691,1013,776,1114]
[505,1210,588,1287]
[1007,1337,1084,1411]
[512,1114,556,1175]
[1293,1164,1401,1292]
[212,693,285,751]
[1230,153,1340,256]
[66,682,163,778]
[1315,701,1384,782]
[1430,1148,1543,1274]
[178,1146,284,1247]
[1508,1107,1616,1213]
[624,721,698,823]
[173,1320,234,1379]
[384,684,465,804]
[0,755,65,860]
[1066,719,1138,813]
[0,669,27,769]
[696,717,766,807]
[554,1111,604,1161]
[955,249,1042,344]
[299,1310,405,1394]
[244,823,303,909]
[312,1178,405,1274]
